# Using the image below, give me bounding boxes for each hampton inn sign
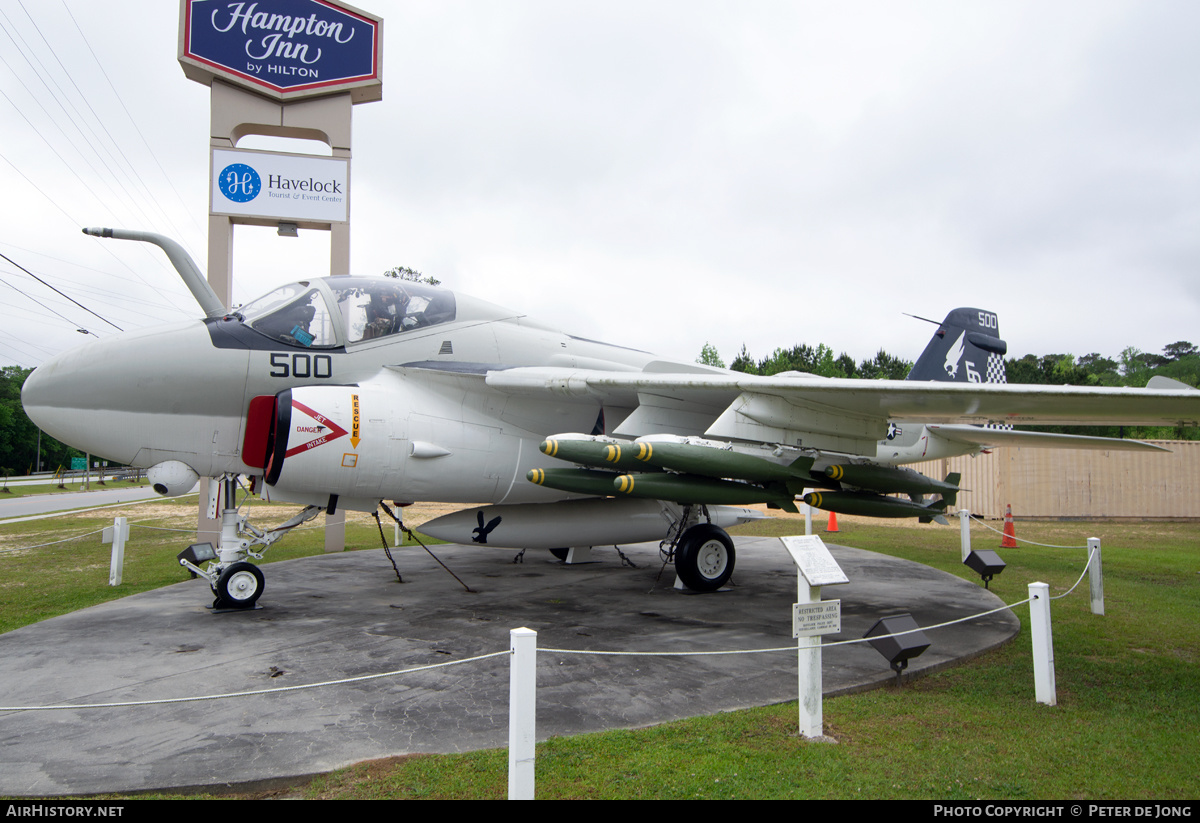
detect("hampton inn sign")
[179,0,382,102]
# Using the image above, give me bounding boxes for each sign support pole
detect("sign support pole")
[781,535,848,740]
[182,1,382,556]
[797,578,822,738]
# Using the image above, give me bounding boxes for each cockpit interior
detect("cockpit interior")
[234,277,458,349]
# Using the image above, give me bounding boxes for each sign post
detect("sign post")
[179,0,382,553]
[780,535,849,739]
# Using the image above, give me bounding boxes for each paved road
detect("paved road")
[0,485,195,521]
[0,536,1019,796]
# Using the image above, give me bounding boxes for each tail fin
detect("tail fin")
[907,308,1007,384]
[918,474,963,525]
[941,472,961,507]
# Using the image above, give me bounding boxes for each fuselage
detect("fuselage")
[22,276,981,510]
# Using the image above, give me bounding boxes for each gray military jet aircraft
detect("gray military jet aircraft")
[21,229,1200,608]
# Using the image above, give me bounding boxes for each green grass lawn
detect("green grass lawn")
[2,502,1196,799]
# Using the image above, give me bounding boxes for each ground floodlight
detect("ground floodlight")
[865,613,931,685]
[964,549,1007,588]
[178,542,217,566]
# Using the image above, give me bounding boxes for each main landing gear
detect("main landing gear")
[675,524,736,591]
[663,506,736,592]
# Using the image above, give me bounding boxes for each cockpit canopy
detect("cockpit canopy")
[236,276,457,349]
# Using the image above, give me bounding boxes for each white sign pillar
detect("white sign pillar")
[1028,581,1057,706]
[106,516,129,587]
[1087,537,1104,616]
[508,627,537,800]
[796,579,823,737]
[959,508,971,562]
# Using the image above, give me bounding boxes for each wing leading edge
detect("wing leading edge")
[486,367,1200,452]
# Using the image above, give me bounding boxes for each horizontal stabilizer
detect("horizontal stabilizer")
[927,424,1169,452]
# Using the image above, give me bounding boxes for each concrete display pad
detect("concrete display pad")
[0,537,1018,796]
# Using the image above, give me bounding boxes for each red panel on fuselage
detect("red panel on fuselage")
[242,395,277,469]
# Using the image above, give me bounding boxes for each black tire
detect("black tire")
[675,524,735,592]
[549,548,570,560]
[216,561,265,608]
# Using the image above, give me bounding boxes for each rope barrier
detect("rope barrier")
[0,650,510,713]
[0,498,1103,720]
[2,579,1047,712]
[968,513,1087,549]
[1050,546,1098,601]
[0,528,106,555]
[546,594,1036,658]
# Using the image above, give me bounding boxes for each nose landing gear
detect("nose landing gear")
[175,474,324,611]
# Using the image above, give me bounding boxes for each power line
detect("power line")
[0,148,197,319]
[0,250,120,332]
[58,0,206,247]
[0,269,96,338]
[13,1,203,256]
[0,9,200,318]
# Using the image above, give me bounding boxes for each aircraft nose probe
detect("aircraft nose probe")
[82,227,226,318]
[80,227,280,608]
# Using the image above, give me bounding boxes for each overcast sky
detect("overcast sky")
[2,0,1198,371]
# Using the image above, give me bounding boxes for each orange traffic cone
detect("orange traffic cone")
[826,511,839,533]
[1000,504,1017,548]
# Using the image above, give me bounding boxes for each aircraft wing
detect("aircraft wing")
[485,366,1200,455]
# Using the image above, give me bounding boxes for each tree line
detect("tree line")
[698,342,914,380]
[0,366,81,476]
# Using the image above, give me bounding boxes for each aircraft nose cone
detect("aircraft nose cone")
[21,336,132,453]
[20,352,82,441]
[20,363,48,412]
[20,321,230,465]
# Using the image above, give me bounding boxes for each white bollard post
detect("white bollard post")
[797,578,822,738]
[508,627,537,800]
[108,516,127,587]
[1087,537,1104,616]
[804,501,812,536]
[395,521,401,548]
[959,508,971,563]
[1028,582,1056,706]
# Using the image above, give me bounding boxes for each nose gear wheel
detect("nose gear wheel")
[214,561,264,608]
